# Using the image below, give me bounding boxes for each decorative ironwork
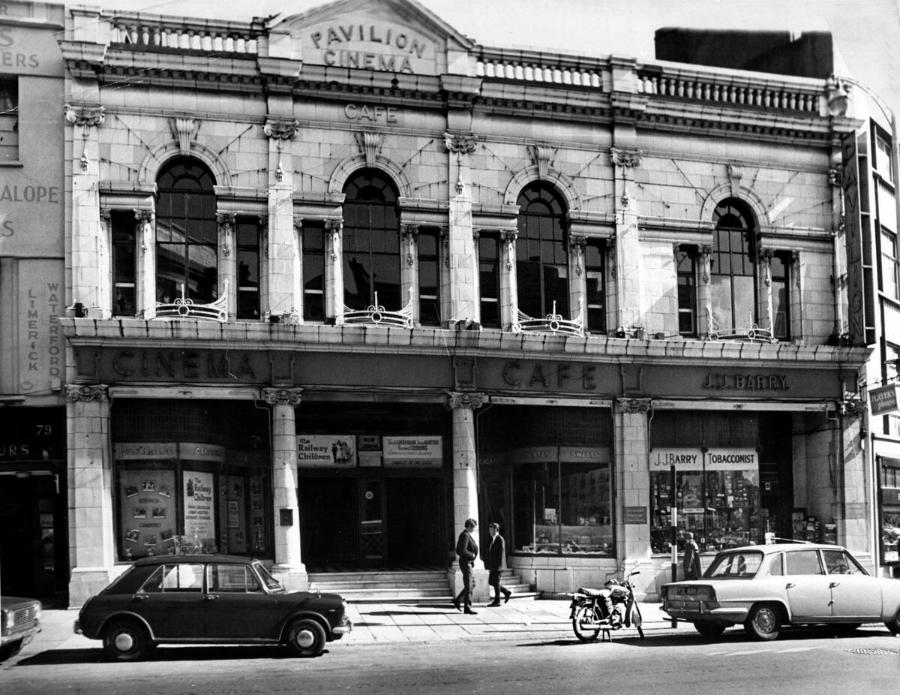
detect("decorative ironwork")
[342,288,414,329]
[156,281,228,322]
[513,298,584,337]
[705,305,776,343]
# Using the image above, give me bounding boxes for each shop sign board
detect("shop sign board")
[383,436,442,468]
[115,442,178,460]
[870,385,899,415]
[183,470,215,543]
[624,506,647,524]
[297,435,357,467]
[179,442,226,461]
[649,448,758,471]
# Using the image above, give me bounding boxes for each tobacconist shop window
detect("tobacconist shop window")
[0,78,18,162]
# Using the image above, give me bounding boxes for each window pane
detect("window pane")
[785,550,824,575]
[558,461,612,554]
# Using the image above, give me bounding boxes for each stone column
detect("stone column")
[217,213,237,320]
[263,387,307,590]
[448,391,489,601]
[610,147,642,333]
[444,133,478,323]
[839,398,870,556]
[401,223,420,320]
[135,209,156,317]
[614,397,652,583]
[97,210,112,316]
[500,230,519,330]
[698,245,712,337]
[790,251,803,340]
[568,234,587,327]
[66,384,116,607]
[66,104,105,318]
[263,118,300,321]
[325,219,344,323]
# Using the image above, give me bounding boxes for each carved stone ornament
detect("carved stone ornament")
[262,387,303,407]
[610,147,642,169]
[263,118,300,141]
[64,104,105,128]
[217,213,235,258]
[402,224,418,267]
[443,132,477,155]
[828,166,842,187]
[171,117,197,156]
[727,163,743,197]
[448,391,487,410]
[502,230,518,271]
[66,384,109,403]
[569,235,587,276]
[616,397,650,414]
[529,144,554,179]
[358,131,383,167]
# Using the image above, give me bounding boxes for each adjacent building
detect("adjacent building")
[57,0,880,606]
[0,0,67,605]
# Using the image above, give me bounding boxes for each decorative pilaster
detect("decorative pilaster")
[698,245,713,337]
[759,247,774,334]
[500,230,518,330]
[791,251,803,341]
[66,104,106,317]
[264,117,301,321]
[325,219,344,322]
[444,133,478,324]
[135,209,156,317]
[401,224,420,322]
[217,213,237,320]
[262,387,307,590]
[448,391,486,569]
[569,235,588,328]
[613,394,651,566]
[66,383,115,606]
[610,146,643,334]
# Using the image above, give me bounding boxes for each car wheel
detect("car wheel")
[694,621,726,639]
[286,618,327,657]
[744,604,781,641]
[0,640,23,662]
[885,609,900,635]
[103,620,150,661]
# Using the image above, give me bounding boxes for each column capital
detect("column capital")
[216,212,236,226]
[448,391,488,410]
[134,209,154,223]
[615,396,651,414]
[262,387,303,407]
[66,384,109,403]
[263,118,300,141]
[65,103,105,128]
[443,132,477,155]
[610,146,642,169]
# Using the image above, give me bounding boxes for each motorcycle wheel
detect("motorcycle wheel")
[572,604,602,642]
[632,603,644,639]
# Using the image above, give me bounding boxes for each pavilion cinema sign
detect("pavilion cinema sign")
[305,20,435,74]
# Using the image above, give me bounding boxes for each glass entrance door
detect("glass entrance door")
[358,479,384,566]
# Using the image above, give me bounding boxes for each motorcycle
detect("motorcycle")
[569,569,644,641]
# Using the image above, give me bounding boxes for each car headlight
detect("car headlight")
[1,610,10,632]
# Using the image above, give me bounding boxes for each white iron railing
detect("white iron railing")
[342,288,414,329]
[156,281,228,322]
[513,298,584,337]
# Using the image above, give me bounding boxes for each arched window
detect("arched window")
[516,183,569,318]
[711,199,757,333]
[342,169,400,311]
[156,158,217,303]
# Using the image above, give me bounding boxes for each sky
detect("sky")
[79,0,900,116]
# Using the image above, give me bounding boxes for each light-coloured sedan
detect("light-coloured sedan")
[661,543,900,640]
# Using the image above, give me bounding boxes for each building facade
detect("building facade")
[59,0,874,606]
[0,0,68,605]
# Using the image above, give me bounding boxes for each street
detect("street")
[3,625,898,695]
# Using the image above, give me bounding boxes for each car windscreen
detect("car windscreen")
[704,551,764,579]
[254,561,284,592]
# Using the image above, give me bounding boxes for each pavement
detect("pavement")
[25,598,681,655]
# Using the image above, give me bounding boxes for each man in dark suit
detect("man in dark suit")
[485,522,511,606]
[453,518,478,614]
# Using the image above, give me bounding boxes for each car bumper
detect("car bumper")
[1,623,40,648]
[663,601,751,624]
[333,618,353,637]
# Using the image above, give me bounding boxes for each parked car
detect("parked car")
[75,554,351,660]
[1,595,42,661]
[661,542,900,640]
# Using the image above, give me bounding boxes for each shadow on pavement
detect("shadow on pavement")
[15,645,329,666]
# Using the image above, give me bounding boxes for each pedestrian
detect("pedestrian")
[453,518,478,614]
[683,531,701,579]
[485,522,511,607]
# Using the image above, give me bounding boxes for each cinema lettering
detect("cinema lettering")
[306,21,435,74]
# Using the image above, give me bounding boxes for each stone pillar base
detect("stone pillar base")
[447,567,490,603]
[68,566,126,608]
[271,564,309,592]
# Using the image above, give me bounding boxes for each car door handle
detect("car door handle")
[829,582,840,589]
[785,582,796,590]
[133,594,149,601]
[204,593,219,601]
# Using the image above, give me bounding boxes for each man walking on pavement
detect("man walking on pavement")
[453,518,479,614]
[485,522,511,607]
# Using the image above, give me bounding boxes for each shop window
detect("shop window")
[879,457,900,563]
[516,182,569,319]
[342,169,401,311]
[418,227,440,326]
[0,78,18,162]
[880,227,899,299]
[156,158,218,304]
[710,199,757,334]
[771,252,791,340]
[111,210,137,317]
[302,220,326,322]
[585,240,606,332]
[478,233,501,328]
[512,458,612,556]
[236,216,260,319]
[676,246,697,337]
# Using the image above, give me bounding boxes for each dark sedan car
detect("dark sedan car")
[75,554,351,660]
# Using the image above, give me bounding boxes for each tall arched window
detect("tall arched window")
[156,158,217,303]
[516,183,569,318]
[342,169,400,311]
[711,199,757,332]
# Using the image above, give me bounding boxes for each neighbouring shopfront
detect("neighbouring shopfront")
[877,454,900,575]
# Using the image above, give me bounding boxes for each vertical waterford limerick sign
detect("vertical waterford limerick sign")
[842,132,866,346]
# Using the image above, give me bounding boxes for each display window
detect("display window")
[115,443,270,560]
[878,456,900,564]
[649,448,761,553]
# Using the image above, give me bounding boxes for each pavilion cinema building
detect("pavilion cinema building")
[56,0,879,605]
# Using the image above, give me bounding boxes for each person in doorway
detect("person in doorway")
[485,522,512,607]
[453,518,479,614]
[683,531,702,579]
